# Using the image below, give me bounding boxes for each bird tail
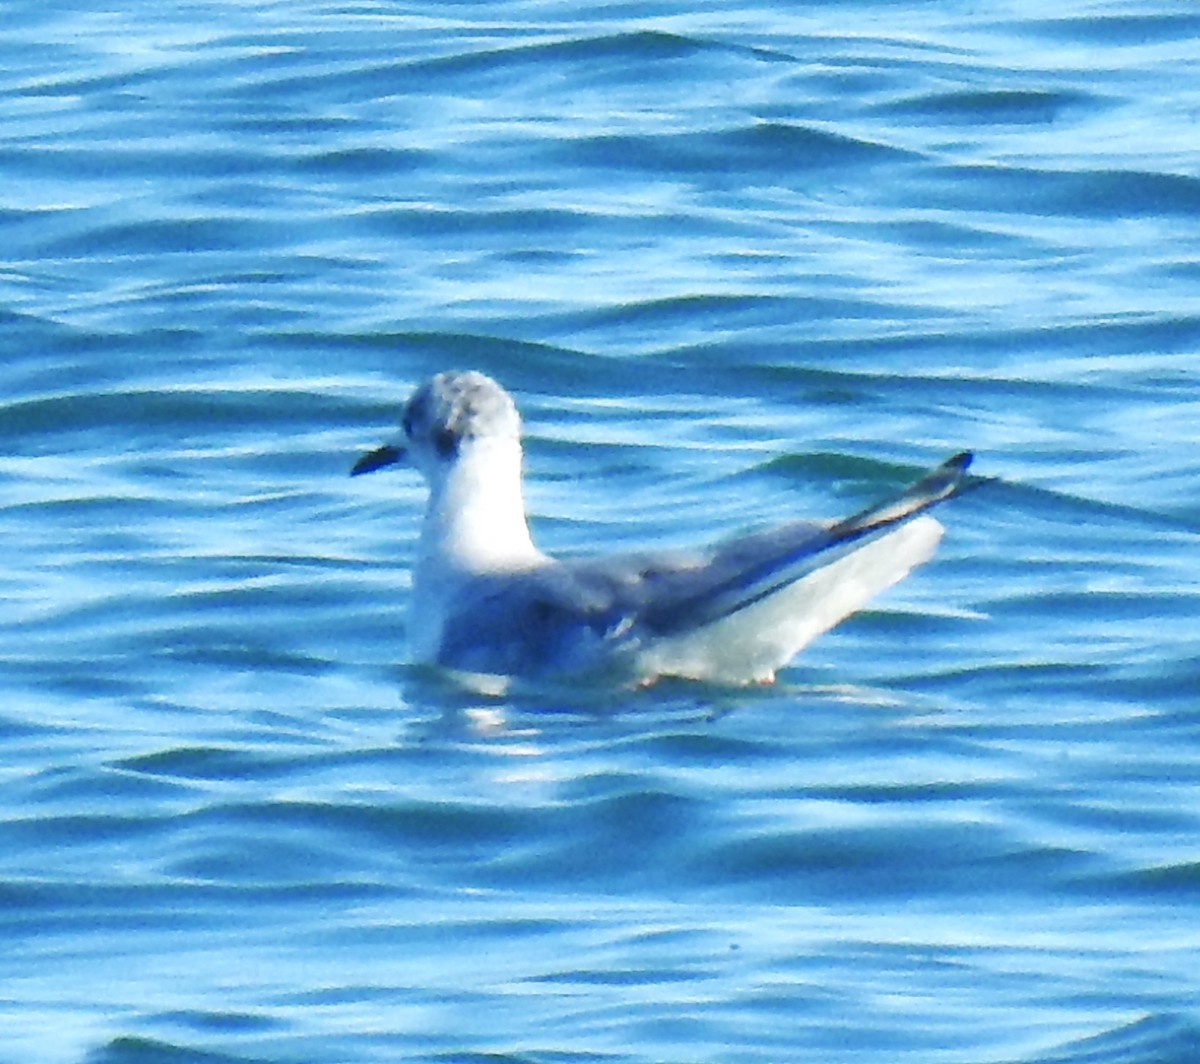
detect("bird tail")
[643,451,976,637]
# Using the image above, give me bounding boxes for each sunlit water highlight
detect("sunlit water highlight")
[2,3,1199,1062]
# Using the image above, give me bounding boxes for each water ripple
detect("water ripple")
[2,3,1199,1062]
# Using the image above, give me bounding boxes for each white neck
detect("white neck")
[418,437,541,573]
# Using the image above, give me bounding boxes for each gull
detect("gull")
[351,370,972,690]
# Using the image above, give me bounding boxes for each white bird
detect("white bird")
[352,370,971,691]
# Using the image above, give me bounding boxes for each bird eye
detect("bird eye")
[401,410,415,438]
[433,427,458,457]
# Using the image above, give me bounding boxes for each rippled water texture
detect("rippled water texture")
[2,2,1200,1062]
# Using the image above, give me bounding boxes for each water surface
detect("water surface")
[2,2,1199,1062]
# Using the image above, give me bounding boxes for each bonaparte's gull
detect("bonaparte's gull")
[352,371,972,689]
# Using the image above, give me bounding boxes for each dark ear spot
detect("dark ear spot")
[433,427,458,457]
[402,410,415,438]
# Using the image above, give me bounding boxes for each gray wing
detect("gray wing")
[433,560,647,678]
[635,451,974,636]
[436,452,973,678]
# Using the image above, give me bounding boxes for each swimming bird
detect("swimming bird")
[352,370,971,690]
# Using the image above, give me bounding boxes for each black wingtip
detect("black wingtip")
[919,450,974,503]
[945,450,1000,502]
[826,449,978,542]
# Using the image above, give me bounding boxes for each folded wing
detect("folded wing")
[639,451,973,635]
[434,452,973,684]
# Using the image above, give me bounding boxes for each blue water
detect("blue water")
[3,2,1200,1061]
